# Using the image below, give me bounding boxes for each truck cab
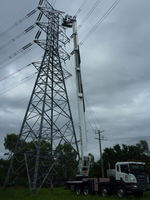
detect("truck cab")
[115,162,149,191]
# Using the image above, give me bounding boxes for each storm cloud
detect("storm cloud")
[0,0,150,159]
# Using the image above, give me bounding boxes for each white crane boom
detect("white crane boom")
[62,15,91,177]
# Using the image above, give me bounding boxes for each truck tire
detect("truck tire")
[70,185,75,192]
[117,187,126,198]
[76,187,81,195]
[101,186,108,197]
[83,187,89,196]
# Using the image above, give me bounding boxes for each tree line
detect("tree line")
[89,140,150,177]
[0,133,149,186]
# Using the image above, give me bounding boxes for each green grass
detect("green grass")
[0,187,150,200]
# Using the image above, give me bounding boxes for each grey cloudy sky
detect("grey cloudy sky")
[0,0,150,159]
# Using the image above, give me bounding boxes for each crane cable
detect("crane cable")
[80,0,121,46]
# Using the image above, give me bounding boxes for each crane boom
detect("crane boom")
[62,15,91,177]
[72,17,86,159]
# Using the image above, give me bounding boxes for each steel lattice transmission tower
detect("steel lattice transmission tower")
[4,0,79,192]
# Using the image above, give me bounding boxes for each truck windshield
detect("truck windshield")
[129,164,145,173]
[120,164,129,173]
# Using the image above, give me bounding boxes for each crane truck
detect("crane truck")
[66,161,149,198]
[62,16,150,198]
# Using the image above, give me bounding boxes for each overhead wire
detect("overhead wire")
[0,72,36,97]
[0,9,44,66]
[0,1,43,51]
[0,63,32,82]
[71,0,112,133]
[0,8,37,37]
[0,0,52,65]
[0,13,39,68]
[0,1,43,84]
[84,95,100,131]
[104,135,150,142]
[80,0,121,46]
[85,108,98,135]
[70,0,121,134]
[0,42,35,70]
[74,0,88,17]
[0,24,36,51]
[79,0,104,29]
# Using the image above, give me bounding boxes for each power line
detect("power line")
[0,72,36,97]
[74,0,88,17]
[108,135,150,141]
[0,63,32,82]
[84,96,99,130]
[0,8,37,37]
[79,0,104,29]
[0,42,35,70]
[80,0,121,45]
[0,24,36,51]
[85,100,105,136]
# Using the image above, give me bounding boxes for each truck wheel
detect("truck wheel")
[76,187,81,195]
[117,187,126,198]
[83,188,89,196]
[70,185,75,192]
[101,187,108,197]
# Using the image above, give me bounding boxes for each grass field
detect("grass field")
[0,187,150,200]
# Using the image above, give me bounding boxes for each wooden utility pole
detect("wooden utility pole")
[96,130,104,178]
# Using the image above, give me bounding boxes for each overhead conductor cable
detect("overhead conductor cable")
[80,0,121,45]
[0,72,36,97]
[74,0,88,17]
[0,63,31,82]
[0,24,36,51]
[0,8,37,36]
[79,0,104,28]
[0,42,34,70]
